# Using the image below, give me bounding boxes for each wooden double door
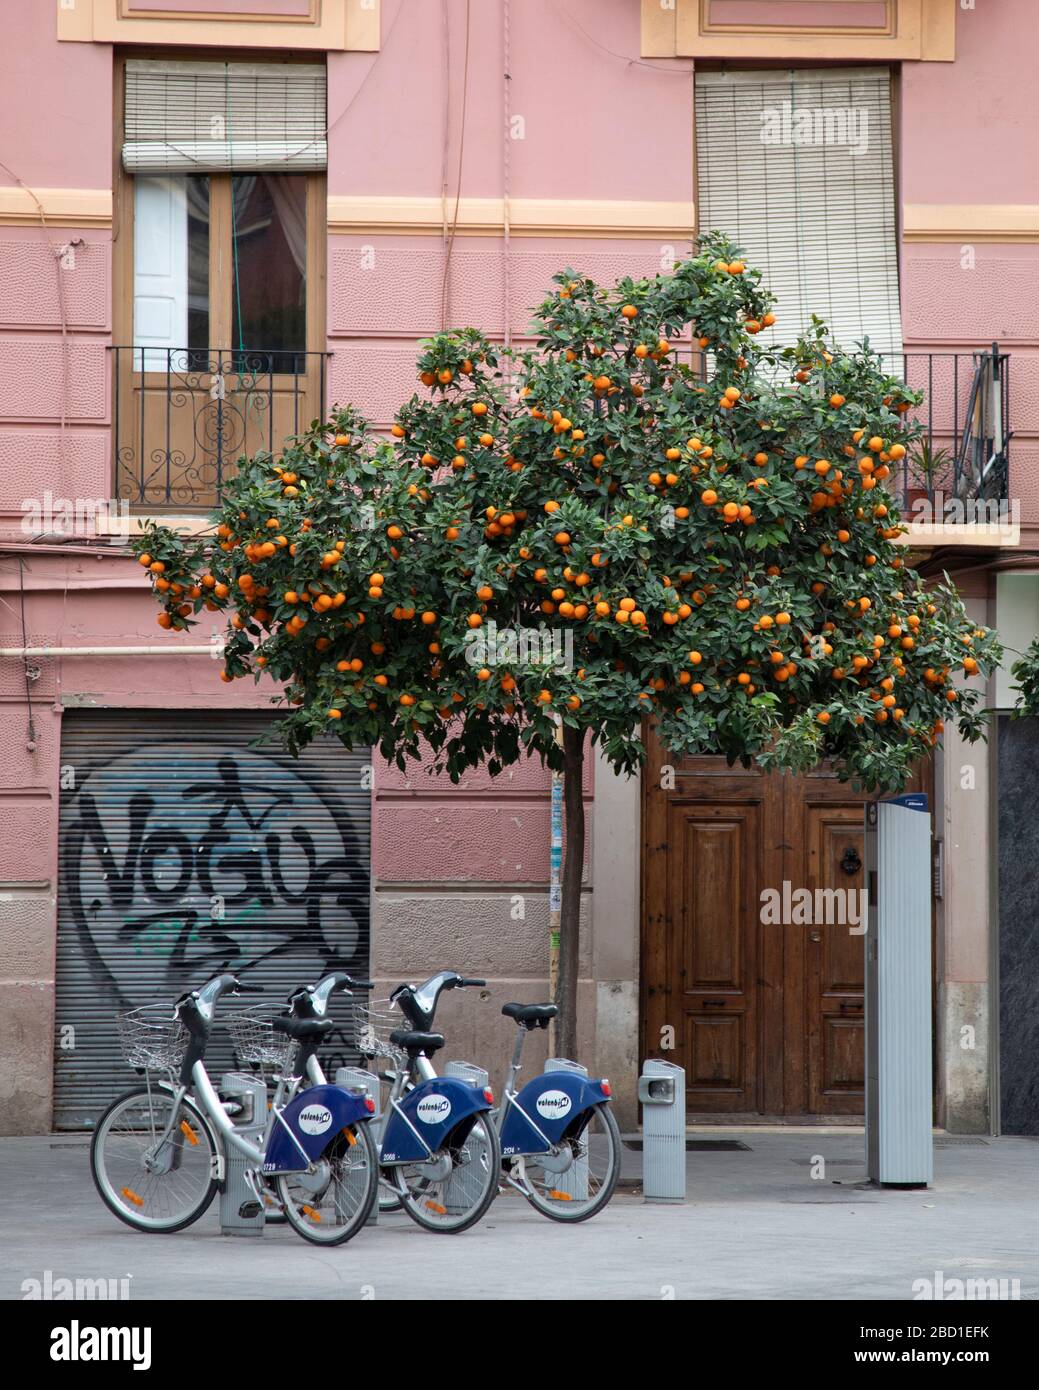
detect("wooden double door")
[641,736,930,1119]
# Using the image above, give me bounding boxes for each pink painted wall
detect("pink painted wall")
[900,0,1039,530]
[0,4,112,189]
[326,0,692,202]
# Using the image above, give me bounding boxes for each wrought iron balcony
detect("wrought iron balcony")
[110,343,1010,526]
[877,345,1011,524]
[668,342,1012,525]
[111,347,329,510]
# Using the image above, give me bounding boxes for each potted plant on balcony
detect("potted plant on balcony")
[905,440,951,518]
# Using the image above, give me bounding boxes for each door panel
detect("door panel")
[671,803,758,1110]
[800,802,868,1114]
[133,175,189,366]
[643,746,784,1117]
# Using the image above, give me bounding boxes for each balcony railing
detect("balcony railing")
[110,344,1010,524]
[111,347,329,510]
[668,343,1013,523]
[877,346,1011,522]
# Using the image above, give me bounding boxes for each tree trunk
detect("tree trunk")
[554,722,585,1059]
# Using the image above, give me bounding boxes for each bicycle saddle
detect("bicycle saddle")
[389,1028,445,1055]
[271,1015,335,1040]
[501,1002,558,1029]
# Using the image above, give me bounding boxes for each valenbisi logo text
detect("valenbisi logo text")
[535,1090,573,1120]
[297,1106,333,1136]
[416,1095,452,1125]
[50,1321,151,1371]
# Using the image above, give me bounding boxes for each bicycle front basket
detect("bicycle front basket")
[116,1003,188,1072]
[355,1001,407,1067]
[226,1003,298,1073]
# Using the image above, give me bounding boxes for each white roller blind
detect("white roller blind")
[695,68,902,358]
[123,59,326,173]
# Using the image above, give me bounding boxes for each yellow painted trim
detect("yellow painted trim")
[58,0,380,52]
[0,186,113,228]
[107,514,217,535]
[896,522,1020,550]
[327,195,696,240]
[903,205,1039,243]
[641,0,678,59]
[646,0,955,62]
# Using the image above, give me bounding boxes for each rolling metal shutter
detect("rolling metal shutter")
[695,67,903,357]
[54,711,370,1129]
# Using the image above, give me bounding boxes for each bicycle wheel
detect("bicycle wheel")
[277,1122,378,1246]
[90,1084,218,1234]
[389,1113,501,1234]
[517,1102,621,1223]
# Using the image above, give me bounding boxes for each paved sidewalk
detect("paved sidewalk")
[3,1129,1036,1301]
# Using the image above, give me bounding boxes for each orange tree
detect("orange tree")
[132,233,1000,1057]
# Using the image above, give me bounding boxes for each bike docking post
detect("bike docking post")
[336,1067,381,1224]
[638,1060,686,1203]
[443,1061,491,1215]
[544,1057,590,1202]
[218,1072,268,1235]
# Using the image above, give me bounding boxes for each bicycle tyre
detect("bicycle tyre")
[277,1121,378,1246]
[390,1112,501,1234]
[90,1084,219,1234]
[519,1102,621,1223]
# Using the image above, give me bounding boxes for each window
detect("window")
[116,59,327,508]
[132,171,309,374]
[695,67,902,359]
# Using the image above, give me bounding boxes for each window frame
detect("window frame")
[113,50,326,360]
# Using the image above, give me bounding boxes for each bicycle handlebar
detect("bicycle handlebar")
[392,970,486,1030]
[175,972,254,1028]
[290,971,375,1019]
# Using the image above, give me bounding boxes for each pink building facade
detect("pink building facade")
[1,0,1037,1135]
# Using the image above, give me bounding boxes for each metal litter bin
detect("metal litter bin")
[638,1059,685,1202]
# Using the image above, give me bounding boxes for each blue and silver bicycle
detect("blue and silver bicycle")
[288,971,501,1233]
[295,969,620,1223]
[89,973,379,1245]
[392,972,620,1222]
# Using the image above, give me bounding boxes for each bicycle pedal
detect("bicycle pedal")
[238,1200,262,1219]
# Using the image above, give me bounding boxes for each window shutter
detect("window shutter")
[123,60,326,174]
[695,68,902,358]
